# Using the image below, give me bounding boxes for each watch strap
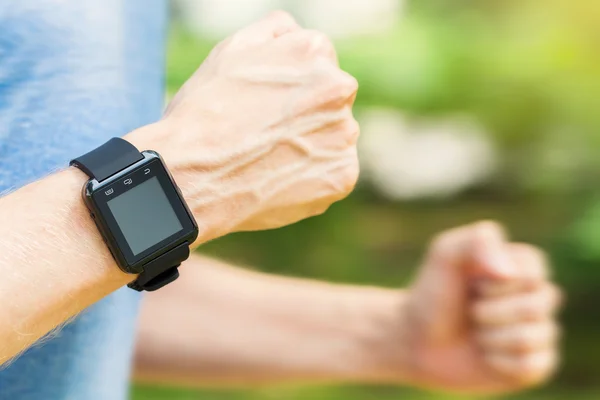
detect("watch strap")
[70,137,143,182]
[127,242,190,291]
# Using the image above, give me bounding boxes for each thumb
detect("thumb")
[469,221,517,281]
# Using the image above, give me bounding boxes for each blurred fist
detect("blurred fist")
[403,222,562,394]
[129,11,359,240]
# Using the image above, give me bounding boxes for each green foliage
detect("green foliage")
[137,1,600,398]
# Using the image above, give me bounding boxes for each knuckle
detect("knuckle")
[297,30,335,54]
[343,118,360,145]
[431,231,454,254]
[341,158,360,194]
[511,243,550,279]
[334,70,359,93]
[311,31,336,53]
[312,66,357,103]
[472,220,506,241]
[291,31,319,52]
[431,227,463,255]
[292,33,312,51]
[521,285,561,320]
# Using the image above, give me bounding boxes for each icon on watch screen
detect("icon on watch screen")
[124,178,133,185]
[105,188,114,196]
[144,168,151,175]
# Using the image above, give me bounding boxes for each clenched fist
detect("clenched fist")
[401,222,562,394]
[127,11,359,242]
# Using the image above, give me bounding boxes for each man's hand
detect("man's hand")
[128,11,359,242]
[401,221,562,394]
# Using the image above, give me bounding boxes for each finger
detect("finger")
[276,29,338,65]
[477,321,560,353]
[472,283,562,326]
[428,221,515,280]
[484,350,559,387]
[510,243,549,282]
[237,10,301,41]
[428,221,504,271]
[475,243,550,298]
[470,221,518,281]
[475,279,526,298]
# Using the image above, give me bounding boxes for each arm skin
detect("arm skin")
[0,168,131,363]
[134,254,410,387]
[133,223,563,394]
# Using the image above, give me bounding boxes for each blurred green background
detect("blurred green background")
[135,0,600,398]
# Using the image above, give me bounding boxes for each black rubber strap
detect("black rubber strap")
[127,243,190,292]
[70,137,185,292]
[70,137,143,182]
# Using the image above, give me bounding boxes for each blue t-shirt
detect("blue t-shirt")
[0,1,167,398]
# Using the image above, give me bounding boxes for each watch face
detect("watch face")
[85,152,198,273]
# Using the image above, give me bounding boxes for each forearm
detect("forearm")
[0,167,130,362]
[134,255,411,387]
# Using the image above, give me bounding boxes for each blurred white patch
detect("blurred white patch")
[299,0,403,38]
[175,0,278,39]
[173,0,403,39]
[359,109,497,200]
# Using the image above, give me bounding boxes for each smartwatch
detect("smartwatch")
[70,138,198,292]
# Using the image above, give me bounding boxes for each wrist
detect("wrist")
[350,288,418,385]
[125,121,247,245]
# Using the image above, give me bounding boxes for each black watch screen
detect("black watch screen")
[85,152,197,270]
[107,174,182,256]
